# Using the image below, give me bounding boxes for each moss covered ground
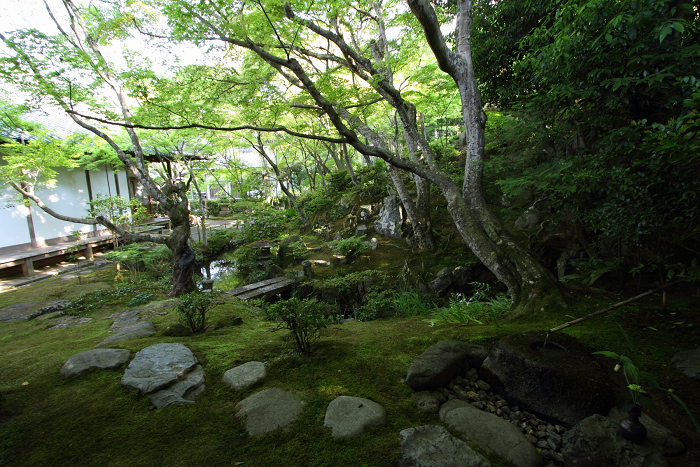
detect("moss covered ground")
[1,264,699,466]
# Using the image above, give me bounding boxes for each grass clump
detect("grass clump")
[430,282,510,326]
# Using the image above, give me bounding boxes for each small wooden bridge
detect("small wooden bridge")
[226,276,296,300]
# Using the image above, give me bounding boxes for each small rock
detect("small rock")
[222,361,266,391]
[324,396,386,438]
[163,323,192,337]
[476,380,491,391]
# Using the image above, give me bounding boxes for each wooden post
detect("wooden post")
[84,244,94,261]
[22,258,34,277]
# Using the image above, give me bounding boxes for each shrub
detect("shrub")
[176,292,219,333]
[265,297,334,355]
[351,160,390,198]
[104,243,171,278]
[206,199,221,217]
[297,191,336,218]
[127,293,153,307]
[328,170,352,194]
[327,236,370,260]
[356,289,396,321]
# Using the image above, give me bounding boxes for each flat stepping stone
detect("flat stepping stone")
[324,396,386,438]
[108,310,141,330]
[147,364,206,409]
[47,316,93,330]
[222,361,265,390]
[121,343,199,395]
[671,348,700,381]
[60,349,131,378]
[0,300,67,322]
[236,388,304,437]
[95,321,156,348]
[399,425,490,467]
[440,400,542,467]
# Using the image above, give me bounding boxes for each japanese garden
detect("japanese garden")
[0,0,699,466]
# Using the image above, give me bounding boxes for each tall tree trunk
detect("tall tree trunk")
[343,143,360,186]
[408,0,563,309]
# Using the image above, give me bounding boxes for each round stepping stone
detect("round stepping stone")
[60,349,131,378]
[222,361,265,390]
[324,395,386,438]
[121,343,198,394]
[236,388,304,437]
[399,425,490,467]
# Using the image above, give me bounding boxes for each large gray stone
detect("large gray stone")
[121,343,199,395]
[562,414,669,466]
[95,321,156,348]
[60,349,131,378]
[236,388,304,437]
[671,348,700,381]
[324,396,386,438]
[399,425,490,467]
[429,268,453,294]
[480,331,615,427]
[374,193,402,239]
[147,364,206,409]
[441,402,542,467]
[405,341,469,391]
[222,361,266,390]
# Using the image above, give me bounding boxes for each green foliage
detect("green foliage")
[206,199,221,217]
[200,229,239,255]
[327,236,369,260]
[327,170,352,194]
[27,282,166,319]
[296,191,336,218]
[176,292,219,333]
[594,347,700,433]
[89,194,148,229]
[235,207,293,243]
[430,283,510,326]
[355,289,396,321]
[350,161,390,199]
[562,258,623,287]
[127,293,153,307]
[104,243,171,278]
[264,297,334,355]
[478,0,700,272]
[313,270,389,316]
[390,291,435,317]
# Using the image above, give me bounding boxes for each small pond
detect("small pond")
[199,251,244,291]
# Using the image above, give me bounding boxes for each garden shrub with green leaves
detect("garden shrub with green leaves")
[176,292,220,333]
[327,236,369,261]
[104,243,171,278]
[235,208,294,243]
[350,160,390,199]
[296,191,336,218]
[264,297,336,355]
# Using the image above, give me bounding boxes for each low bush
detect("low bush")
[176,292,220,333]
[264,297,335,355]
[327,236,370,261]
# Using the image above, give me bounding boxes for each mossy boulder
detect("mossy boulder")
[480,331,615,427]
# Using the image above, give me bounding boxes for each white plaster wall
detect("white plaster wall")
[0,164,132,249]
[0,184,32,249]
[31,168,92,244]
